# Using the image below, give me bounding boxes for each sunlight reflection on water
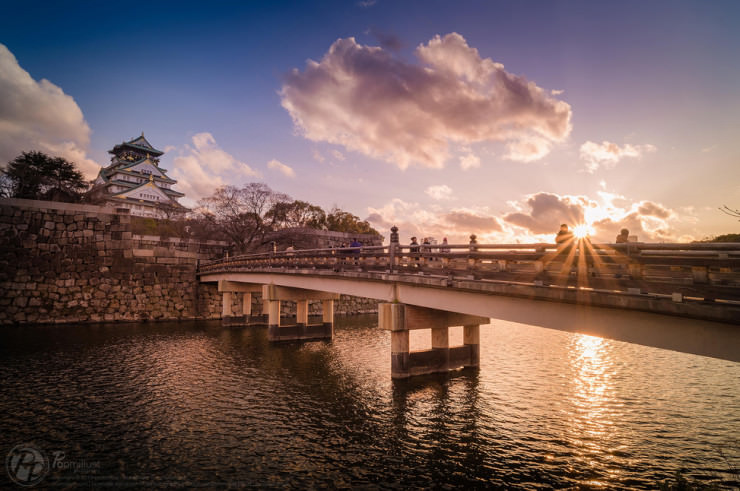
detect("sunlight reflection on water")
[0,316,737,489]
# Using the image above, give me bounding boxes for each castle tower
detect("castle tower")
[92,132,186,218]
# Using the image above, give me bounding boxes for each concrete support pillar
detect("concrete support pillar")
[463,324,480,367]
[222,291,232,318]
[218,280,263,327]
[390,330,410,377]
[263,284,339,342]
[262,299,270,315]
[379,303,488,379]
[534,261,544,273]
[322,299,335,337]
[296,300,309,326]
[267,299,281,328]
[242,293,252,316]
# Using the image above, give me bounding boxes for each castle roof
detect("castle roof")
[108,132,164,156]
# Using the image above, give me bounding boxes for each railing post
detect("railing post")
[389,225,399,273]
[468,234,478,270]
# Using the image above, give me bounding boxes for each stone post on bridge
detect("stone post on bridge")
[263,284,340,342]
[389,225,399,273]
[379,303,488,379]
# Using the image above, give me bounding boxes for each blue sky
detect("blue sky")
[2,0,739,243]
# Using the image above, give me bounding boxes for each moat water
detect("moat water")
[1,315,738,489]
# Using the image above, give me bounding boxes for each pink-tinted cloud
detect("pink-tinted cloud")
[0,44,99,178]
[504,191,682,242]
[367,198,503,243]
[170,132,260,204]
[425,184,453,200]
[580,140,656,172]
[281,33,571,169]
[504,192,587,234]
[459,153,481,170]
[267,159,296,178]
[369,191,690,245]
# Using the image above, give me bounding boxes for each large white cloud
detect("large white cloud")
[0,44,99,178]
[281,33,572,170]
[170,132,260,204]
[580,140,656,172]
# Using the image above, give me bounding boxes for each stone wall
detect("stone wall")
[0,199,379,326]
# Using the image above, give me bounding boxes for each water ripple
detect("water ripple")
[0,317,738,488]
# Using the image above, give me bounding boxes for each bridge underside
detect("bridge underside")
[201,271,740,364]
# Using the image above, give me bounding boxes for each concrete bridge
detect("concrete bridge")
[198,227,740,378]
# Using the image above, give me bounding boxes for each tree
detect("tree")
[267,200,327,229]
[326,207,379,235]
[195,183,291,253]
[1,151,88,202]
[720,205,740,220]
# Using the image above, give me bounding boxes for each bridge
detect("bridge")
[198,227,740,378]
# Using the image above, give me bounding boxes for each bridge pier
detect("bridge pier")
[219,280,263,326]
[379,303,488,379]
[263,284,339,342]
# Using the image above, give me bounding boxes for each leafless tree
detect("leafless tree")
[720,205,740,220]
[195,183,290,253]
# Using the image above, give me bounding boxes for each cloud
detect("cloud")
[330,149,345,161]
[281,33,571,170]
[0,44,99,178]
[504,137,552,162]
[311,149,325,163]
[367,28,402,51]
[444,210,502,231]
[368,190,689,245]
[367,198,502,243]
[425,184,453,200]
[579,140,656,172]
[504,192,587,234]
[267,158,296,178]
[503,191,682,242]
[170,132,260,203]
[459,153,481,170]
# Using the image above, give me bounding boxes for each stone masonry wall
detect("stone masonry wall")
[0,199,379,326]
[0,199,227,325]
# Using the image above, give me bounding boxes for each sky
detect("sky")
[1,0,739,244]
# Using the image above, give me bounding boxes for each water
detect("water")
[0,315,738,489]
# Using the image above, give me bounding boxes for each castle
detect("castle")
[92,133,186,218]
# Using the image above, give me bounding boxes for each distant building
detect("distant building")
[91,133,187,218]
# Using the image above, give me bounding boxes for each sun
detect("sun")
[572,223,593,239]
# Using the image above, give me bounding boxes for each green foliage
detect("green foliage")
[267,200,327,229]
[326,207,379,235]
[2,151,88,202]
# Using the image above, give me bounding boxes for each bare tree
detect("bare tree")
[195,183,290,253]
[720,205,740,220]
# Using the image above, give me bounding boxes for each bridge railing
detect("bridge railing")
[198,239,740,301]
